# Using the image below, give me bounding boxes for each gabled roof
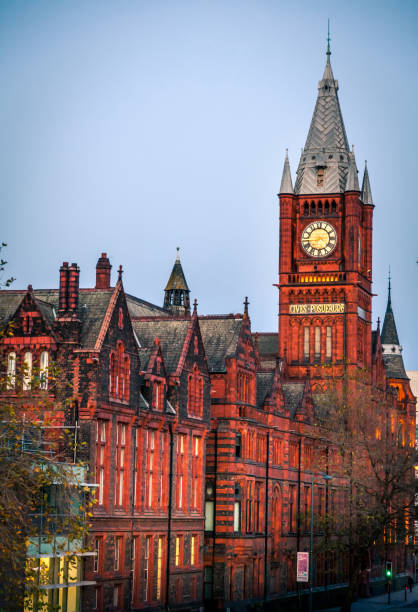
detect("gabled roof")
[253,332,278,357]
[132,318,192,373]
[294,51,350,195]
[138,348,153,372]
[0,288,115,349]
[198,316,244,372]
[382,354,408,380]
[256,371,275,407]
[282,382,305,419]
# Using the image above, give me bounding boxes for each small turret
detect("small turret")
[381,272,408,379]
[361,161,373,205]
[345,149,360,192]
[279,150,294,195]
[163,248,190,315]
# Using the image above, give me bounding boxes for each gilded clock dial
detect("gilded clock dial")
[301,222,337,258]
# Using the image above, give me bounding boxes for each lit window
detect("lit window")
[191,535,198,565]
[326,326,332,359]
[303,327,310,360]
[6,352,16,389]
[315,327,321,359]
[144,536,151,601]
[156,537,163,600]
[23,352,32,390]
[40,351,49,390]
[96,421,107,506]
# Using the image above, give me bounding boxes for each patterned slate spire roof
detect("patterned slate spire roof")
[279,150,294,194]
[294,49,350,195]
[361,161,373,205]
[164,248,189,292]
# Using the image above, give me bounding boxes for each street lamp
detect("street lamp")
[309,472,333,612]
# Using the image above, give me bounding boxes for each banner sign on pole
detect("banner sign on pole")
[297,552,309,582]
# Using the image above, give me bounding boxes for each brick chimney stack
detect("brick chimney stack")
[59,262,70,313]
[95,253,112,289]
[58,262,80,314]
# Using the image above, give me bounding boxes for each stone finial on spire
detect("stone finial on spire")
[243,296,249,318]
[345,150,360,192]
[193,298,198,314]
[361,161,373,205]
[327,19,331,59]
[118,265,123,281]
[279,150,294,195]
[176,246,180,262]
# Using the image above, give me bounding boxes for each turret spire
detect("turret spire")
[279,149,294,194]
[381,271,408,379]
[345,149,360,192]
[361,161,373,205]
[163,248,191,315]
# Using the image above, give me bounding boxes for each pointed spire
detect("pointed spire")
[361,161,373,204]
[381,271,408,379]
[279,150,294,194]
[381,270,400,345]
[345,149,360,191]
[295,44,350,195]
[163,248,191,315]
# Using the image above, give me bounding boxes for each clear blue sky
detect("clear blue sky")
[1,0,418,368]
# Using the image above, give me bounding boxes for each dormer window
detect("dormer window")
[317,168,325,187]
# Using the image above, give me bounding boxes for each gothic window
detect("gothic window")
[23,352,32,390]
[303,201,309,216]
[289,441,298,468]
[115,423,127,507]
[6,352,16,389]
[289,484,296,532]
[188,365,203,418]
[318,200,323,215]
[272,487,281,560]
[331,200,337,214]
[153,381,164,411]
[315,326,321,360]
[325,200,330,215]
[96,420,107,506]
[326,327,332,360]
[205,481,215,531]
[310,202,316,216]
[40,351,49,390]
[235,432,242,458]
[176,434,186,510]
[110,342,130,401]
[191,436,201,510]
[303,327,310,360]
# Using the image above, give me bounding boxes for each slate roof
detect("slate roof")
[381,286,400,345]
[282,382,305,418]
[132,319,191,373]
[383,354,408,380]
[199,317,243,372]
[138,348,153,372]
[126,293,168,318]
[256,372,274,407]
[254,333,278,358]
[164,251,189,291]
[0,288,114,349]
[294,53,350,195]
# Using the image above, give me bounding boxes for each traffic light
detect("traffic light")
[386,561,392,578]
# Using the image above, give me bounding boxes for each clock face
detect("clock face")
[301,222,337,258]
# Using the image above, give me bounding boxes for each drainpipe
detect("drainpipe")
[211,428,218,600]
[166,423,174,609]
[128,426,137,610]
[263,431,270,601]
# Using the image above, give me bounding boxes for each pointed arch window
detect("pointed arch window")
[326,327,332,360]
[314,326,321,360]
[303,327,310,360]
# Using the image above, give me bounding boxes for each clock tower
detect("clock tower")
[278,46,374,380]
